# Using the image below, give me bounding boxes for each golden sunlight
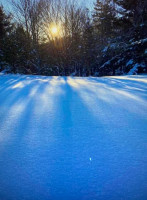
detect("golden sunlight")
[50,25,59,37]
[51,26,58,34]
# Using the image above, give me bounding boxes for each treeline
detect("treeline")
[0,0,147,76]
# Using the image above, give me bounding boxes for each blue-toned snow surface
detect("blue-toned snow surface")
[0,75,147,200]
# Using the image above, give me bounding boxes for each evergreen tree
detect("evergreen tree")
[82,17,97,76]
[0,6,12,41]
[0,6,13,72]
[4,25,33,74]
[114,0,147,39]
[93,0,116,45]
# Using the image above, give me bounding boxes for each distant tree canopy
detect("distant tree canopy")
[0,0,146,76]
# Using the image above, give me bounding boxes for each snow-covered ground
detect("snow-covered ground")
[0,74,147,200]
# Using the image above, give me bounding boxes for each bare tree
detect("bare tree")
[11,0,45,45]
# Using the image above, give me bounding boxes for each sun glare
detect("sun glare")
[51,26,58,36]
[48,23,62,39]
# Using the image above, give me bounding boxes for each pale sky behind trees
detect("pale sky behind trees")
[0,0,95,10]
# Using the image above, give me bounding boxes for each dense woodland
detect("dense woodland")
[0,0,147,76]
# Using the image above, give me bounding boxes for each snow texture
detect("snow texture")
[126,59,134,67]
[128,63,139,75]
[128,63,146,75]
[102,46,108,52]
[100,60,111,69]
[131,38,147,46]
[0,74,147,200]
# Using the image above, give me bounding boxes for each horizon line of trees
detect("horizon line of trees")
[0,0,147,76]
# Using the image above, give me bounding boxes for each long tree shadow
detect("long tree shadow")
[0,75,147,200]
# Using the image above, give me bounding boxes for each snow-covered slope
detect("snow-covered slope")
[0,75,147,200]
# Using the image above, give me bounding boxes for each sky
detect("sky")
[79,0,95,9]
[0,0,96,11]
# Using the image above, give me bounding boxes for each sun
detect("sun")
[48,23,62,38]
[51,26,58,36]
